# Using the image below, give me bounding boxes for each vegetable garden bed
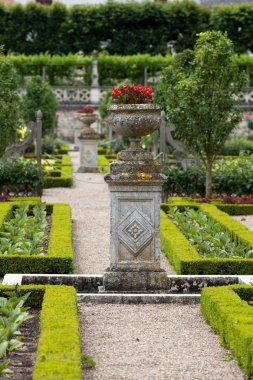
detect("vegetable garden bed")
[0,202,73,275]
[201,284,253,379]
[161,199,253,274]
[0,285,82,380]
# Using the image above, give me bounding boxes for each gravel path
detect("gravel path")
[42,151,110,274]
[79,303,244,380]
[44,150,244,379]
[232,214,253,230]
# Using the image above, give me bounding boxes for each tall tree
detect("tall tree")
[155,31,247,197]
[0,60,21,157]
[23,76,58,136]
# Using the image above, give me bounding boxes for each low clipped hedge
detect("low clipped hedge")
[161,201,253,274]
[201,284,253,379]
[0,285,82,380]
[0,202,73,275]
[98,155,111,174]
[43,155,73,188]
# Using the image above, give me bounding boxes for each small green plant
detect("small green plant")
[0,202,47,256]
[169,207,253,259]
[0,285,32,378]
[83,355,96,369]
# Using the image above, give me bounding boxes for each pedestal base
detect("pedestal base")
[77,166,100,173]
[103,269,168,292]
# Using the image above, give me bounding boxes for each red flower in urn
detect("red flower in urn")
[112,84,153,104]
[76,106,96,114]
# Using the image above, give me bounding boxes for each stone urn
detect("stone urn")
[107,104,160,148]
[103,102,167,292]
[77,112,97,136]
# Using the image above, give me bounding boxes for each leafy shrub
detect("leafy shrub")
[23,76,58,135]
[0,2,209,55]
[221,136,253,156]
[201,285,253,378]
[3,51,253,86]
[0,59,22,157]
[169,206,253,259]
[0,202,47,256]
[161,203,253,275]
[0,160,44,188]
[42,135,68,154]
[0,286,32,378]
[163,157,253,196]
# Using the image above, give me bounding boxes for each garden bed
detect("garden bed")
[201,284,253,379]
[0,285,82,380]
[8,309,40,380]
[0,201,73,275]
[161,199,253,274]
[43,154,73,188]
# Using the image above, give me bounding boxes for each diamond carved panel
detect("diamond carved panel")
[118,209,153,257]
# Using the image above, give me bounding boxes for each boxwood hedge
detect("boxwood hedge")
[0,285,82,380]
[201,284,253,378]
[161,201,253,275]
[0,202,73,275]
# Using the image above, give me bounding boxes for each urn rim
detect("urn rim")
[108,104,160,111]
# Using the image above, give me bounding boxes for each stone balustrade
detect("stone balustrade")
[19,86,253,110]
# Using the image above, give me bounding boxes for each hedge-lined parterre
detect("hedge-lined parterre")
[161,199,253,274]
[201,284,253,379]
[0,202,73,275]
[0,285,82,380]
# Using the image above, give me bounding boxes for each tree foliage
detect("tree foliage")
[155,31,247,197]
[0,59,22,157]
[23,76,58,135]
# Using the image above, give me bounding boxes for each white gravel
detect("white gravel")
[232,215,253,230]
[79,303,244,380]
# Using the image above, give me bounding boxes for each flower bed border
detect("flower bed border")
[201,284,253,378]
[43,154,73,188]
[161,199,253,274]
[0,202,73,275]
[0,285,82,380]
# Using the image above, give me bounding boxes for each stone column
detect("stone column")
[90,50,101,105]
[74,125,82,150]
[103,148,167,292]
[78,129,100,173]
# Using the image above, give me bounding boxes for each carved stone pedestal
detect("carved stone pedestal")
[74,126,82,150]
[78,130,99,173]
[103,148,167,292]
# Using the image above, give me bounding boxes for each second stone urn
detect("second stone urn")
[77,112,99,173]
[103,103,167,292]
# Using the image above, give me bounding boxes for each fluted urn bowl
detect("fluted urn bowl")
[107,104,161,138]
[77,113,97,127]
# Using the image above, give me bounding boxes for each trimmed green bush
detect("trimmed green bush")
[43,155,73,188]
[0,285,82,379]
[33,286,81,380]
[163,157,253,196]
[218,204,253,215]
[0,202,73,275]
[98,154,111,174]
[0,160,44,190]
[161,202,253,274]
[0,2,209,55]
[201,284,253,378]
[221,136,253,156]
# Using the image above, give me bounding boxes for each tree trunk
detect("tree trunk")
[205,159,212,198]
